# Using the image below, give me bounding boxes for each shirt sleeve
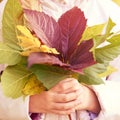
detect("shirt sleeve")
[92,80,120,120]
[0,83,31,120]
[92,55,120,119]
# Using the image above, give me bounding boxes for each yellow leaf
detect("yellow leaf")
[17,25,33,38]
[20,45,59,56]
[22,75,46,95]
[98,66,117,77]
[113,0,120,6]
[20,47,42,56]
[17,25,59,56]
[17,25,41,49]
[40,45,59,54]
[17,36,39,49]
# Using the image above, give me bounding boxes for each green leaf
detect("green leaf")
[0,42,22,65]
[1,65,32,98]
[92,18,115,49]
[30,64,73,89]
[98,66,117,77]
[107,34,120,44]
[78,63,105,85]
[79,23,105,43]
[95,43,120,63]
[105,18,116,37]
[2,0,24,50]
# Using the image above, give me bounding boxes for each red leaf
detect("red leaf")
[58,7,87,62]
[25,7,95,73]
[24,9,62,51]
[28,52,69,68]
[69,40,95,71]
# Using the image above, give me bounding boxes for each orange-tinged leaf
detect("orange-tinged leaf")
[22,75,46,95]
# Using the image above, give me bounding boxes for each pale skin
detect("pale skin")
[29,78,101,115]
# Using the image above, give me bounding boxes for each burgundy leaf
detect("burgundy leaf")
[24,9,62,51]
[25,7,95,74]
[69,40,95,71]
[58,7,87,62]
[28,52,69,67]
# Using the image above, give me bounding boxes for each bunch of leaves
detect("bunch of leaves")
[0,0,120,98]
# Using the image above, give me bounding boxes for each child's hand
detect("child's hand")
[53,78,101,114]
[52,78,101,114]
[75,84,101,114]
[29,78,81,115]
[29,78,101,115]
